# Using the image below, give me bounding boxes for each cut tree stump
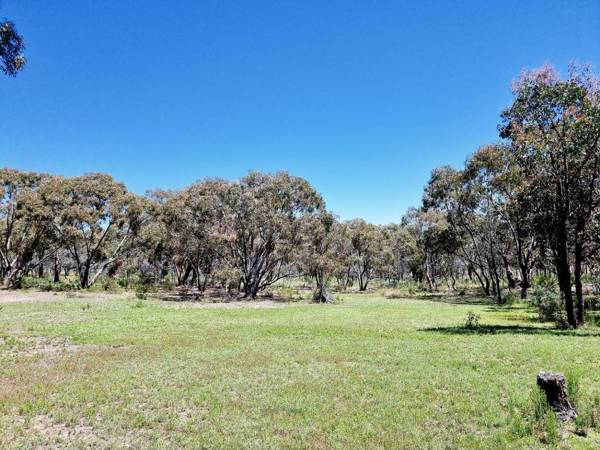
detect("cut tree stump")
[537,371,577,422]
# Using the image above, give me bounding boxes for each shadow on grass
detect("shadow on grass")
[156,290,304,304]
[420,324,600,337]
[411,294,495,306]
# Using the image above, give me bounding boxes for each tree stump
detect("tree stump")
[537,371,577,421]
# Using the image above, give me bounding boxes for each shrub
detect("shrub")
[585,296,600,311]
[501,291,520,305]
[531,285,568,328]
[464,311,480,329]
[134,287,148,300]
[100,277,120,292]
[532,273,557,290]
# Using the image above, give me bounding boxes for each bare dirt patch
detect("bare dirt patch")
[2,413,126,449]
[0,335,131,358]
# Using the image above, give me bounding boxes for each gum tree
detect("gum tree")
[223,172,324,299]
[0,169,55,288]
[0,20,26,76]
[41,173,143,289]
[500,64,600,326]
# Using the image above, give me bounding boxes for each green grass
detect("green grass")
[1,292,600,448]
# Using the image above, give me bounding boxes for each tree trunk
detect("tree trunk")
[519,270,530,299]
[574,240,585,326]
[313,272,333,303]
[79,263,90,289]
[555,235,576,327]
[53,254,60,283]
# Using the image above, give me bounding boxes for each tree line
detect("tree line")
[1,64,599,327]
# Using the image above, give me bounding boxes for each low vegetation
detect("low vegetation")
[0,290,599,448]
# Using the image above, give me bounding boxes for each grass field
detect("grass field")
[1,291,600,449]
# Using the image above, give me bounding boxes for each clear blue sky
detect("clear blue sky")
[1,1,599,224]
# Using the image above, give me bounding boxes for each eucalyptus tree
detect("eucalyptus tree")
[382,223,416,284]
[222,172,324,298]
[41,173,144,289]
[163,179,229,291]
[132,190,175,283]
[465,144,538,298]
[423,167,494,295]
[500,64,600,326]
[346,219,389,291]
[402,208,459,291]
[329,221,354,289]
[0,20,25,76]
[298,212,339,302]
[0,169,56,288]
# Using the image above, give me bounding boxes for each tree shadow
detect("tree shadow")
[420,324,600,337]
[412,293,495,306]
[156,289,305,304]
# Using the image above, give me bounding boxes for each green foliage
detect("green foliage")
[464,311,480,329]
[269,285,305,301]
[508,411,528,439]
[543,409,559,446]
[21,276,79,292]
[585,296,600,312]
[531,273,557,290]
[501,292,520,306]
[0,20,26,76]
[3,292,600,448]
[133,273,156,300]
[507,385,561,445]
[528,385,549,424]
[565,370,581,408]
[531,285,568,328]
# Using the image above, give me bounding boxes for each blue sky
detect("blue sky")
[1,1,599,224]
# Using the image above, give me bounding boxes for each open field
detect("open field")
[1,291,600,449]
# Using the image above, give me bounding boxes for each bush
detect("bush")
[531,285,568,328]
[134,287,148,300]
[132,272,156,299]
[501,291,520,305]
[21,276,79,292]
[532,273,557,290]
[585,296,600,311]
[464,311,480,329]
